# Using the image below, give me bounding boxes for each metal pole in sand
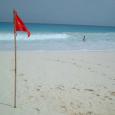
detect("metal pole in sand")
[13,9,17,108]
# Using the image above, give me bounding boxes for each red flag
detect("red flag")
[14,10,31,37]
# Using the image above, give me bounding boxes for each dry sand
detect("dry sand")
[0,51,115,115]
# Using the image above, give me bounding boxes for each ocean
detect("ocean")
[0,22,115,51]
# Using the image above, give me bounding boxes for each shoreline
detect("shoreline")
[1,49,115,53]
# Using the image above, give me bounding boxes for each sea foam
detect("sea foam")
[0,32,115,51]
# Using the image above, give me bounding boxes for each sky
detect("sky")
[0,0,115,26]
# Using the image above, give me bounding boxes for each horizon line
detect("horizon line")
[0,21,115,28]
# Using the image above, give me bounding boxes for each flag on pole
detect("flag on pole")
[13,10,31,108]
[13,10,31,37]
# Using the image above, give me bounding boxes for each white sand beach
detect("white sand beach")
[0,51,115,115]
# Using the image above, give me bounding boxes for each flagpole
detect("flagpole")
[12,10,30,108]
[13,10,17,108]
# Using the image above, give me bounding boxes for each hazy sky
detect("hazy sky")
[0,0,115,26]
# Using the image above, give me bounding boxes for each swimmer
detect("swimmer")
[83,35,86,41]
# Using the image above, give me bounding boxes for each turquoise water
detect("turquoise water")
[0,22,115,51]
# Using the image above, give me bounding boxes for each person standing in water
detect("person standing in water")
[83,35,86,41]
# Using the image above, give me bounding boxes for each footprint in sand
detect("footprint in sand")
[72,87,80,91]
[72,62,77,65]
[102,73,107,76]
[106,65,110,68]
[104,96,112,100]
[24,79,28,82]
[73,111,93,115]
[88,67,91,70]
[84,89,94,92]
[18,73,24,77]
[72,62,81,68]
[71,58,75,61]
[70,102,81,109]
[104,96,109,98]
[72,87,76,90]
[28,96,33,100]
[87,67,96,73]
[96,94,100,97]
[108,97,112,100]
[38,85,42,88]
[90,70,95,73]
[104,86,107,89]
[101,98,106,101]
[37,85,42,90]
[56,59,60,62]
[36,88,40,91]
[89,102,92,107]
[35,108,40,114]
[99,101,102,104]
[97,64,101,66]
[56,85,65,90]
[86,111,93,115]
[40,94,45,98]
[60,105,67,112]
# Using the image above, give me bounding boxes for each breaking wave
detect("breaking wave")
[0,32,115,51]
[0,32,70,41]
